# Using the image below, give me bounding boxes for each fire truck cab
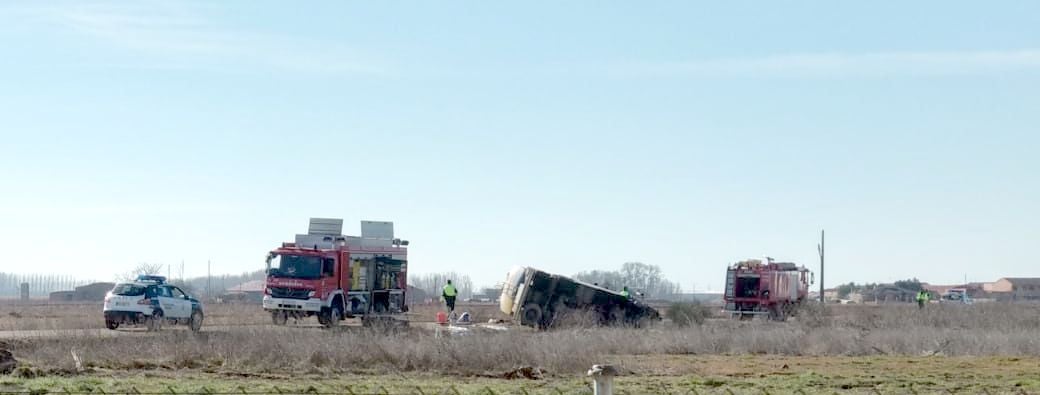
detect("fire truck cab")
[263,218,408,327]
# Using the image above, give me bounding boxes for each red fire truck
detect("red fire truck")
[723,258,812,321]
[263,218,409,327]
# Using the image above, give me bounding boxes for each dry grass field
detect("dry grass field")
[4,302,1040,393]
[0,301,504,331]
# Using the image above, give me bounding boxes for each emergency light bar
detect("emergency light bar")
[136,275,167,284]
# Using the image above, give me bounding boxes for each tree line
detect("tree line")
[4,261,684,302]
[408,272,474,300]
[573,262,682,299]
[0,272,97,297]
[410,262,683,303]
[119,262,266,299]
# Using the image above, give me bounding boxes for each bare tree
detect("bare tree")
[409,272,473,300]
[573,269,625,291]
[117,262,167,282]
[575,262,681,299]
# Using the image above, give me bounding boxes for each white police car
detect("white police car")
[102,275,204,331]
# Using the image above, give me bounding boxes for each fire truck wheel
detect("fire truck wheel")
[271,311,288,325]
[329,306,342,326]
[522,303,542,325]
[320,306,342,328]
[105,320,119,330]
[769,304,788,321]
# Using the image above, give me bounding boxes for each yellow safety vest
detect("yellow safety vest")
[443,284,457,297]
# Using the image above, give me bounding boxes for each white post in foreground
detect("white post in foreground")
[587,364,618,395]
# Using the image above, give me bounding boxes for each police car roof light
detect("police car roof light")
[136,274,167,284]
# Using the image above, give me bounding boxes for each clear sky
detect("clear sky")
[1,1,1038,292]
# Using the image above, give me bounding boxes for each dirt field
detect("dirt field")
[4,302,1040,393]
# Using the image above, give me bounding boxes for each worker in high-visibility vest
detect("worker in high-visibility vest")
[442,280,458,312]
[916,290,929,309]
[620,286,631,300]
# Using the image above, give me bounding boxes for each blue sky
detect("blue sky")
[1,1,1038,291]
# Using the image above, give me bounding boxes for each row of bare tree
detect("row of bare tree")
[0,272,97,297]
[408,272,474,300]
[573,262,682,299]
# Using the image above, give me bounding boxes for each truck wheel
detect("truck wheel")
[189,310,204,332]
[317,309,329,326]
[105,320,119,330]
[522,303,542,326]
[271,311,288,325]
[784,303,798,318]
[323,305,342,328]
[769,304,788,321]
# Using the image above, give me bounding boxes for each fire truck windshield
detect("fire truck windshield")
[270,254,322,279]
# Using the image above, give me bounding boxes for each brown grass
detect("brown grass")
[0,301,504,331]
[5,302,1040,377]
[0,303,273,331]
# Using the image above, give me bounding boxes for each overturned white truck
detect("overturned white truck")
[499,266,660,329]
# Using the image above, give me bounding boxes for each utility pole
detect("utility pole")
[818,230,825,303]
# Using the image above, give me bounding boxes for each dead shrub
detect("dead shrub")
[498,366,546,380]
[0,349,17,374]
[308,350,332,367]
[793,302,830,328]
[549,308,601,328]
[666,302,712,327]
[12,365,41,378]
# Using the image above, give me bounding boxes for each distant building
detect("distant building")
[984,278,1040,301]
[923,283,986,299]
[48,282,115,302]
[49,291,76,302]
[76,282,116,300]
[823,288,839,301]
[922,284,961,298]
[221,280,265,303]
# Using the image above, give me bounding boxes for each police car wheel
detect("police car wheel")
[189,311,203,332]
[147,310,163,331]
